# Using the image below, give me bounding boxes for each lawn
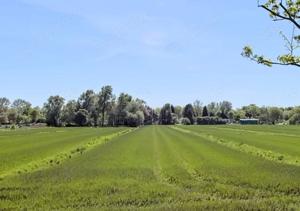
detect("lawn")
[1,126,300,210]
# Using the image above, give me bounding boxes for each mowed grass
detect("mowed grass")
[0,127,127,178]
[1,126,300,210]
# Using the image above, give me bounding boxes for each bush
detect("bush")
[289,113,300,125]
[181,118,191,125]
[196,117,227,125]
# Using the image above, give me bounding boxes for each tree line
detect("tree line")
[1,86,300,127]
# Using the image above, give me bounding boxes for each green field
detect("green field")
[1,126,300,210]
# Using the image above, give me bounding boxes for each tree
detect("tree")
[0,97,10,113]
[202,106,209,117]
[98,86,113,127]
[124,100,145,127]
[243,0,300,67]
[74,109,89,126]
[174,106,183,119]
[62,100,77,126]
[193,100,203,117]
[0,97,10,125]
[207,102,218,117]
[30,107,41,123]
[77,90,98,126]
[115,93,132,126]
[268,107,283,124]
[7,109,17,124]
[242,104,260,119]
[0,113,8,125]
[44,96,65,127]
[11,99,32,124]
[182,104,195,124]
[159,103,175,125]
[219,101,232,118]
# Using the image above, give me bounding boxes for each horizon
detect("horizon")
[1,0,300,108]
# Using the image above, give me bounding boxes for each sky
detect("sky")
[1,0,300,108]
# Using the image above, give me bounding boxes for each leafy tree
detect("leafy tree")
[174,106,183,119]
[7,109,17,124]
[193,100,203,117]
[30,107,41,123]
[77,90,98,126]
[242,104,260,119]
[0,97,10,125]
[259,107,270,123]
[268,107,283,124]
[243,0,300,67]
[62,100,77,126]
[115,93,132,126]
[12,99,32,124]
[207,102,218,117]
[126,111,144,127]
[98,86,114,127]
[159,103,175,125]
[202,106,209,117]
[288,106,300,124]
[74,109,89,126]
[143,106,156,125]
[182,104,195,124]
[219,101,232,118]
[124,100,145,127]
[233,109,246,121]
[0,97,10,113]
[0,113,8,125]
[44,96,65,127]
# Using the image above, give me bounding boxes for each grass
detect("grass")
[1,125,300,210]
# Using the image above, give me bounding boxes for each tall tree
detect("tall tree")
[12,99,32,124]
[159,103,175,125]
[219,101,232,118]
[98,86,113,127]
[193,100,203,117]
[268,107,283,124]
[0,97,10,125]
[0,97,10,113]
[243,0,300,67]
[44,96,65,127]
[182,104,195,124]
[202,106,209,117]
[62,100,77,126]
[77,90,98,126]
[115,93,132,126]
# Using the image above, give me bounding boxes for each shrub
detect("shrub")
[181,118,191,125]
[289,113,300,125]
[196,117,227,125]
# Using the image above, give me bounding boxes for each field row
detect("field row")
[1,126,300,210]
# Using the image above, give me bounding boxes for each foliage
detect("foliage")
[74,109,89,126]
[44,96,65,127]
[196,117,227,125]
[98,85,114,127]
[159,103,176,125]
[182,104,195,124]
[202,106,209,117]
[243,0,300,67]
[181,117,191,125]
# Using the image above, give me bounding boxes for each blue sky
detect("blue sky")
[1,0,300,108]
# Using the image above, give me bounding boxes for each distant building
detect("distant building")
[240,119,259,125]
